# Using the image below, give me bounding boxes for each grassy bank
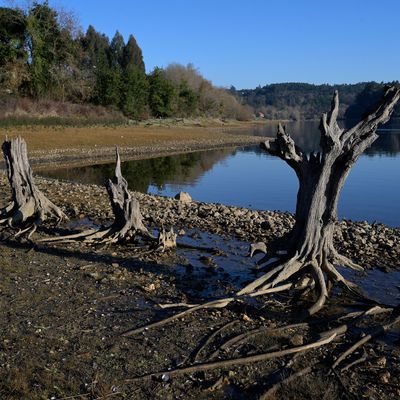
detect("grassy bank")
[0,120,264,169]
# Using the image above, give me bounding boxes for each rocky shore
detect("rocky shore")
[1,172,400,399]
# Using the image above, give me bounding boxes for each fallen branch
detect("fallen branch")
[125,333,337,382]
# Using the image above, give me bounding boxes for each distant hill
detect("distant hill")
[233,82,400,120]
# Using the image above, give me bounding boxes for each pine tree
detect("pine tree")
[120,66,149,119]
[148,67,176,118]
[108,31,124,70]
[122,34,145,72]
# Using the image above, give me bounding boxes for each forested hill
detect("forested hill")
[0,3,251,122]
[233,82,400,120]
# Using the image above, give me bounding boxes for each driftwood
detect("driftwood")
[41,148,154,245]
[0,136,66,238]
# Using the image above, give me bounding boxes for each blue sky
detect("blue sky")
[3,0,400,88]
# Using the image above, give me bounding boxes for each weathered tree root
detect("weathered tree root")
[189,319,240,363]
[121,283,296,337]
[332,314,400,369]
[0,137,66,238]
[39,148,166,247]
[125,333,337,382]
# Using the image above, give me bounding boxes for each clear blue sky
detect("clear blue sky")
[3,0,400,88]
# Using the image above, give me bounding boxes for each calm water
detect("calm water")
[40,119,400,227]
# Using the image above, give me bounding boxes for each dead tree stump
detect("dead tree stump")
[0,136,66,238]
[245,87,400,314]
[42,148,154,245]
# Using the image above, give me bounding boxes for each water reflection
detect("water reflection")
[41,149,234,193]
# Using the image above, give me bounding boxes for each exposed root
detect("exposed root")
[210,322,309,360]
[332,314,400,369]
[190,320,240,363]
[122,283,296,336]
[125,333,337,382]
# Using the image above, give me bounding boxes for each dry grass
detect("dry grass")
[1,123,255,153]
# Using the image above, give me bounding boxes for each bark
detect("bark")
[250,87,400,314]
[0,136,66,238]
[41,148,152,244]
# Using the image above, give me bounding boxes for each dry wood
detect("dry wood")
[190,319,240,363]
[250,87,400,313]
[332,315,400,369]
[125,333,337,382]
[209,322,309,363]
[122,283,295,336]
[40,148,153,245]
[0,136,66,237]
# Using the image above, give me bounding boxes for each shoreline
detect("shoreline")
[1,173,398,272]
[0,124,264,170]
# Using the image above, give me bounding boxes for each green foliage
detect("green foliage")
[108,31,124,70]
[0,7,26,65]
[93,66,122,107]
[148,67,176,118]
[0,3,251,121]
[238,82,400,120]
[122,35,145,72]
[25,1,68,97]
[120,66,149,119]
[177,81,199,116]
[345,82,400,120]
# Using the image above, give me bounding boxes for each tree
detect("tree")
[108,30,124,70]
[124,87,400,338]
[81,25,109,69]
[245,87,400,315]
[176,80,198,116]
[122,34,145,72]
[25,1,66,97]
[120,65,149,119]
[148,67,176,118]
[0,137,66,238]
[93,66,121,107]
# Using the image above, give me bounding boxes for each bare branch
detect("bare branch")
[262,123,304,169]
[342,86,400,151]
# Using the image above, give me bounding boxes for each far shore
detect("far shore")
[0,121,267,170]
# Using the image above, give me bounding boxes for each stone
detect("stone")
[174,191,192,203]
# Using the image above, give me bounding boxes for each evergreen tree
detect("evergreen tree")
[108,31,124,70]
[122,34,145,72]
[81,25,109,69]
[25,1,66,97]
[93,67,121,107]
[177,80,198,116]
[120,66,149,119]
[148,67,176,118]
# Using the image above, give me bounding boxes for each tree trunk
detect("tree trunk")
[245,87,400,314]
[41,148,158,245]
[0,136,66,238]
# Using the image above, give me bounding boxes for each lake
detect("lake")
[40,119,400,227]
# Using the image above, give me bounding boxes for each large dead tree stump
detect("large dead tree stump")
[42,148,157,245]
[244,87,400,314]
[121,87,400,339]
[0,136,66,238]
